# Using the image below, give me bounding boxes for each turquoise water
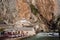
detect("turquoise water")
[23,36,59,40]
[22,33,59,40]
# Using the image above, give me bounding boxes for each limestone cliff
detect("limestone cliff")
[0,0,59,40]
[0,0,58,32]
[16,0,31,20]
[36,0,56,22]
[0,0,17,25]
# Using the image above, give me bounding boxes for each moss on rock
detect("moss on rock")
[30,4,39,15]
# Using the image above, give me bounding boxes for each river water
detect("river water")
[23,37,59,40]
[22,33,59,40]
[0,28,59,40]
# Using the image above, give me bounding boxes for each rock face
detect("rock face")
[0,0,33,25]
[27,0,57,32]
[0,0,59,40]
[16,0,31,20]
[0,0,17,25]
[0,0,58,33]
[35,0,56,22]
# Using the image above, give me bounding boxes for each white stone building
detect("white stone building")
[14,18,32,28]
[4,27,36,37]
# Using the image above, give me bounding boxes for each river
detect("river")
[22,33,59,40]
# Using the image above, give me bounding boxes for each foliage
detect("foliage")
[56,15,60,29]
[30,4,39,15]
[0,28,4,32]
[57,15,60,21]
[0,17,3,21]
[0,17,3,23]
